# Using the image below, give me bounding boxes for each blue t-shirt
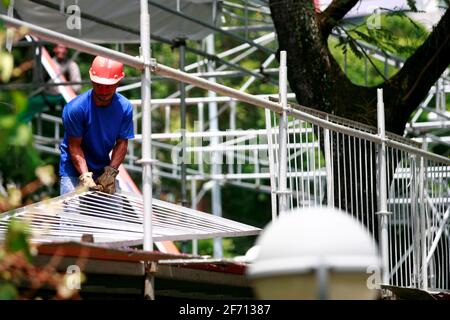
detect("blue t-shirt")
[59,89,134,177]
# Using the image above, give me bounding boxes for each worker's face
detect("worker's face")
[92,82,118,105]
[53,44,68,60]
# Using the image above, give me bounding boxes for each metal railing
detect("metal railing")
[267,86,450,291]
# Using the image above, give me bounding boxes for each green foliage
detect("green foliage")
[0,219,81,300]
[0,91,43,184]
[0,25,58,212]
[178,238,236,258]
[330,14,428,86]
[0,283,18,300]
[4,219,33,263]
[0,219,31,300]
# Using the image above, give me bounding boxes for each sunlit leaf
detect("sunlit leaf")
[0,51,13,82]
[7,185,21,207]
[35,165,56,187]
[11,91,27,114]
[1,0,11,8]
[9,124,32,146]
[0,114,15,130]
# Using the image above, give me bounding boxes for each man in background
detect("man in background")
[18,44,81,122]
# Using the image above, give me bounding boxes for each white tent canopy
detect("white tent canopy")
[1,0,219,43]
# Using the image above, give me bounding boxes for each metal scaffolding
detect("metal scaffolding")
[1,0,449,295]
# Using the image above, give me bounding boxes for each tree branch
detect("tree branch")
[387,8,450,118]
[319,0,360,37]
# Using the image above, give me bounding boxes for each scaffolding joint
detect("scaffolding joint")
[136,158,159,166]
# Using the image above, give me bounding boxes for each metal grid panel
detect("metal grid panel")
[0,191,260,246]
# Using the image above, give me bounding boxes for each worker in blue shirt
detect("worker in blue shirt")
[59,56,134,195]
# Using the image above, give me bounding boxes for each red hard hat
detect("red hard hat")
[89,56,124,85]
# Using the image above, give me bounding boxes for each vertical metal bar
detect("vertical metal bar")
[299,121,306,206]
[179,39,188,207]
[312,125,318,205]
[408,153,416,287]
[435,78,440,112]
[306,126,312,207]
[337,132,341,210]
[191,178,198,255]
[278,50,289,215]
[343,133,348,213]
[291,119,300,208]
[353,136,358,219]
[140,0,154,300]
[420,142,428,290]
[411,153,420,287]
[348,134,354,215]
[386,147,393,285]
[402,152,409,286]
[388,146,396,285]
[228,100,236,175]
[54,122,60,151]
[265,109,277,221]
[140,0,153,251]
[164,105,171,132]
[359,138,363,222]
[206,5,223,258]
[198,102,204,174]
[428,159,434,288]
[317,126,323,205]
[403,151,410,287]
[324,125,333,207]
[364,139,369,229]
[286,119,294,210]
[397,150,403,287]
[370,141,375,235]
[376,88,391,285]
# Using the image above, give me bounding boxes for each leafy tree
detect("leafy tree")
[0,28,57,211]
[269,0,449,134]
[1,16,81,300]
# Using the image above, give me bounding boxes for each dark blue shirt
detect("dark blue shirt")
[59,89,134,177]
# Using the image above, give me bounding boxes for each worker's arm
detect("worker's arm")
[109,139,128,170]
[68,136,89,174]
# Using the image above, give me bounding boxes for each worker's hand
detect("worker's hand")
[95,166,119,194]
[79,172,103,191]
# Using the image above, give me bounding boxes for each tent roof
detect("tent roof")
[1,0,219,43]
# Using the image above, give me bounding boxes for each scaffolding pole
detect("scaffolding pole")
[139,0,155,300]
[206,32,223,258]
[278,50,289,215]
[376,88,391,285]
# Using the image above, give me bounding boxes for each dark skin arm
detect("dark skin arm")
[68,137,89,175]
[110,139,128,170]
[68,137,128,173]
